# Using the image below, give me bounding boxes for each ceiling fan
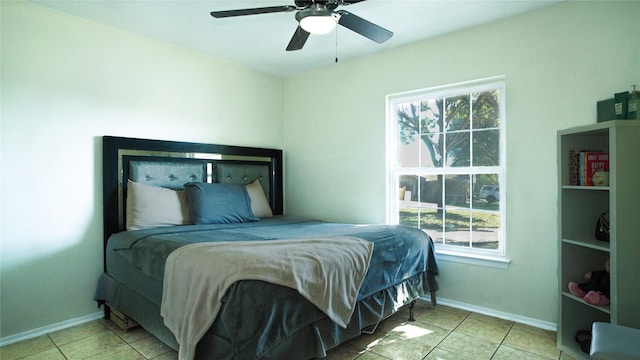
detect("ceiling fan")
[210,0,393,51]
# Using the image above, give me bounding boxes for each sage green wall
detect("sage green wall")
[2,0,638,342]
[0,1,284,338]
[283,1,640,324]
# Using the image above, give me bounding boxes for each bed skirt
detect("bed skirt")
[95,272,437,359]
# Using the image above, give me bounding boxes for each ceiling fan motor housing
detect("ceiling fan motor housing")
[295,3,339,21]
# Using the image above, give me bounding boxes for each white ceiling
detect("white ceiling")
[31,0,563,78]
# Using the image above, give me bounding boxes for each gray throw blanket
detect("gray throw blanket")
[160,237,374,360]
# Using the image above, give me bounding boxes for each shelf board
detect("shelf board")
[562,185,609,191]
[562,292,611,314]
[562,238,610,252]
[558,120,640,136]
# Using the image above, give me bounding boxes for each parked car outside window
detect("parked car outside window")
[478,185,499,203]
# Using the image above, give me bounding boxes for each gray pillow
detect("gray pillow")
[126,180,190,230]
[184,182,258,224]
[245,179,273,218]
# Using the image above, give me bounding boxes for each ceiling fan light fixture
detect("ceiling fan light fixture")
[296,5,339,35]
[299,14,338,34]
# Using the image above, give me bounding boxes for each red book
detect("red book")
[583,152,609,186]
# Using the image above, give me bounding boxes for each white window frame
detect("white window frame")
[386,76,509,267]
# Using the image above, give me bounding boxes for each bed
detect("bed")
[95,136,439,360]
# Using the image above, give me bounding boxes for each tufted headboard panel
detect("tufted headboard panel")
[127,157,207,190]
[103,136,284,260]
[216,162,271,203]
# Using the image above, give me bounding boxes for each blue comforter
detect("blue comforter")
[109,216,437,301]
[105,216,438,359]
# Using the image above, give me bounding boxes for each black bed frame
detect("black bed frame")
[102,136,284,268]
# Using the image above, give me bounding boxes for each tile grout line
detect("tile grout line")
[488,320,515,360]
[419,306,474,360]
[46,333,69,360]
[108,325,148,360]
[408,303,446,360]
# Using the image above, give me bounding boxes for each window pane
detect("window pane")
[420,133,442,168]
[472,210,499,250]
[398,135,419,168]
[473,129,499,166]
[446,131,470,167]
[444,175,469,208]
[445,95,470,131]
[420,175,441,207]
[399,207,419,228]
[472,90,500,129]
[397,102,419,138]
[421,99,443,133]
[399,175,418,202]
[473,174,500,207]
[421,208,443,244]
[444,209,470,247]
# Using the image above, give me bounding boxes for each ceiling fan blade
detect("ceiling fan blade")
[326,0,366,11]
[211,5,296,18]
[336,10,393,43]
[286,26,310,51]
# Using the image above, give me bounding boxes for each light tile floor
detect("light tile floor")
[1,300,579,360]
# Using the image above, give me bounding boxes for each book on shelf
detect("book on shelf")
[569,150,609,186]
[568,149,580,186]
[583,152,609,186]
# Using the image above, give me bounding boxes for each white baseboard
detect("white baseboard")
[0,311,104,347]
[422,296,557,332]
[1,298,557,348]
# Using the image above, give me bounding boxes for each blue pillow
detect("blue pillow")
[184,182,258,224]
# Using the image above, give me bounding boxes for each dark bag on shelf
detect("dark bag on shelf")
[595,210,610,242]
[575,329,592,354]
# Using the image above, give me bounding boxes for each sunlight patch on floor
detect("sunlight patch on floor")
[390,323,434,339]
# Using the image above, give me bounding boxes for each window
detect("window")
[387,77,507,265]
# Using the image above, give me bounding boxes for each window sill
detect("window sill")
[436,250,510,269]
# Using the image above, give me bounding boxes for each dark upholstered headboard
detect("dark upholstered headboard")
[102,136,283,250]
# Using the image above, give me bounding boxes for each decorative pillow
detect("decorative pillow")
[126,180,190,230]
[245,179,273,218]
[184,182,259,224]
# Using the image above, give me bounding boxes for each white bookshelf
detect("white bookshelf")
[557,120,640,359]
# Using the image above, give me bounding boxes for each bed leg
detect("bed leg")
[408,300,416,322]
[97,300,111,320]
